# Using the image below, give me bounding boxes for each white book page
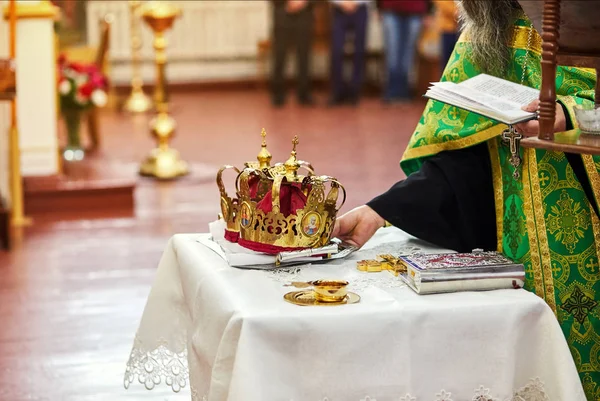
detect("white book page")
[425,87,534,124]
[461,74,539,107]
[426,86,492,115]
[429,82,489,108]
[429,81,532,118]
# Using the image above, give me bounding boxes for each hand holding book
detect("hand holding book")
[425,74,541,125]
[513,98,567,137]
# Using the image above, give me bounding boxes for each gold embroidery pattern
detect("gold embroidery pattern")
[578,246,600,283]
[488,139,504,252]
[538,162,558,199]
[583,372,600,400]
[550,250,571,289]
[546,190,591,254]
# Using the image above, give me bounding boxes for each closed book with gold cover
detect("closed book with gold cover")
[399,251,525,295]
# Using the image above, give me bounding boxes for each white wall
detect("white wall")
[0,0,11,206]
[87,0,384,85]
[0,1,59,181]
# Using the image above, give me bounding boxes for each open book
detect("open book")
[424,73,540,125]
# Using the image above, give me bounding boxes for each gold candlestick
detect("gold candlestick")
[139,1,188,179]
[123,0,152,113]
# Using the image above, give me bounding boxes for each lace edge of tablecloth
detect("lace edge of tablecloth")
[343,378,552,401]
[123,343,556,401]
[123,342,189,393]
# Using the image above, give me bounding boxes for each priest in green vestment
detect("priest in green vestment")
[333,0,600,399]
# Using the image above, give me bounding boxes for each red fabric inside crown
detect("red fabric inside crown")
[247,174,261,199]
[257,182,307,216]
[224,181,312,255]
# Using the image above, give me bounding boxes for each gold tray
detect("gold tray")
[283,290,360,306]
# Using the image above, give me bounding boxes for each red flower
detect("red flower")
[78,82,94,98]
[90,73,105,89]
[69,62,86,73]
[57,54,108,107]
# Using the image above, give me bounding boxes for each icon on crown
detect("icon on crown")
[217,129,346,254]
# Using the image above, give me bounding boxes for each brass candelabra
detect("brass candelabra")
[123,0,152,113]
[139,1,188,179]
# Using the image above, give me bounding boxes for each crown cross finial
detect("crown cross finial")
[261,128,267,146]
[284,135,301,180]
[257,128,272,169]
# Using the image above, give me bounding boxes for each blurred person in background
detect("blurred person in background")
[271,0,315,107]
[376,0,432,103]
[434,0,459,71]
[328,0,371,106]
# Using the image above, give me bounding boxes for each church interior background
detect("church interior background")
[0,0,471,400]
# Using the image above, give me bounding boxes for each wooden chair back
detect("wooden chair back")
[518,0,600,141]
[94,16,112,70]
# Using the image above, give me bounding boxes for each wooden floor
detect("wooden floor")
[0,89,425,400]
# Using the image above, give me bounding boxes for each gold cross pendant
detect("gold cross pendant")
[502,126,523,180]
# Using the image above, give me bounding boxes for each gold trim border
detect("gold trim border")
[487,138,504,252]
[402,124,506,162]
[528,149,557,314]
[583,155,600,216]
[458,26,542,56]
[582,155,600,263]
[522,149,546,302]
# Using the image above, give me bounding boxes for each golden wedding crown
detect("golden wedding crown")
[217,129,346,254]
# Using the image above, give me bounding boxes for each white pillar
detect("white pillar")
[3,0,60,177]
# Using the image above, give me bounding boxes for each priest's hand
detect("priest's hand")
[514,99,566,137]
[331,205,385,248]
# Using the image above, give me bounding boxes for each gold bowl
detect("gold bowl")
[312,279,349,303]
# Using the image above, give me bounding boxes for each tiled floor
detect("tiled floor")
[0,89,425,400]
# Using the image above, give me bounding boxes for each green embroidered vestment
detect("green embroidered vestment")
[401,17,600,400]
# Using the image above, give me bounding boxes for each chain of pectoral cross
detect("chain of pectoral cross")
[502,21,534,180]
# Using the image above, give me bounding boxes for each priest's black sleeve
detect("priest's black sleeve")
[367,142,497,253]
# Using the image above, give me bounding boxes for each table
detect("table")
[124,227,586,401]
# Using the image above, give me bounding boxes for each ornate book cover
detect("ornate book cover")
[401,251,516,271]
[399,251,525,295]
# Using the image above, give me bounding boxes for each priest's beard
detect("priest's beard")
[458,0,522,76]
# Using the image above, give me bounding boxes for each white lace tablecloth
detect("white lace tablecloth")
[124,227,585,401]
